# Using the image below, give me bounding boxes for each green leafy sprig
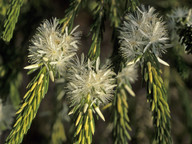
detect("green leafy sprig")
[143,55,172,144]
[88,0,106,60]
[108,0,120,28]
[60,0,82,33]
[178,24,192,54]
[6,66,49,144]
[113,82,133,144]
[69,94,105,144]
[1,0,24,42]
[125,0,139,12]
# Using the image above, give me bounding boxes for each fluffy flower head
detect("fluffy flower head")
[168,7,189,21]
[167,8,192,37]
[167,8,192,53]
[28,18,81,76]
[167,7,192,25]
[66,54,116,106]
[119,6,169,63]
[117,64,138,84]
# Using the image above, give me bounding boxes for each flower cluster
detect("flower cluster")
[66,54,116,106]
[119,6,169,63]
[25,18,81,78]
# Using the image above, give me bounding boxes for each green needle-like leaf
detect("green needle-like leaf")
[144,60,172,144]
[113,83,133,144]
[88,0,106,60]
[6,67,49,144]
[1,0,24,42]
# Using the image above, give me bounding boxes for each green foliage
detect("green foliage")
[9,72,22,109]
[175,55,190,79]
[6,67,49,144]
[108,0,120,28]
[88,0,106,60]
[51,117,67,144]
[69,93,107,144]
[0,0,9,22]
[60,0,82,33]
[70,94,97,144]
[0,0,8,15]
[125,0,139,11]
[113,83,132,144]
[144,58,172,144]
[178,25,192,54]
[1,0,24,42]
[169,36,191,80]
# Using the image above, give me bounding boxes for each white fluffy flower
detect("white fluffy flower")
[119,6,169,63]
[167,7,192,31]
[167,7,192,25]
[66,54,116,106]
[117,64,138,84]
[27,18,81,76]
[167,7,192,53]
[168,7,189,21]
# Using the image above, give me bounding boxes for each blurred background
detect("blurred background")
[0,0,192,143]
